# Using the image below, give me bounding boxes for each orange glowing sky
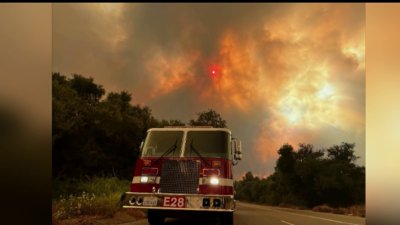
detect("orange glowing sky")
[53,3,365,179]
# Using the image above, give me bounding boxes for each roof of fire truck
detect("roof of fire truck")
[147,126,231,134]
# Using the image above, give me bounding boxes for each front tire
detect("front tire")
[220,212,233,225]
[147,210,165,225]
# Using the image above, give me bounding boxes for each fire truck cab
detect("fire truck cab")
[120,126,242,225]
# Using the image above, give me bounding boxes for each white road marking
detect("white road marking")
[279,211,360,225]
[281,220,295,225]
[238,202,362,225]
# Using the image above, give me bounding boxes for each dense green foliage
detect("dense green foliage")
[52,177,131,219]
[52,73,225,179]
[234,143,365,207]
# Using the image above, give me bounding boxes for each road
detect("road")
[119,202,365,225]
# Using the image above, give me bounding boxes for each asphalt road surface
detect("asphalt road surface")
[120,201,365,225]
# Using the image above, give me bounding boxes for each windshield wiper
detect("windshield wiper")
[154,139,178,163]
[189,139,211,167]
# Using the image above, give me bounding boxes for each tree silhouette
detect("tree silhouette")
[235,142,365,208]
[189,109,227,128]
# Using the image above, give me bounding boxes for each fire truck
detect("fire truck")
[120,126,242,225]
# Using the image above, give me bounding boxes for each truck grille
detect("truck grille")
[159,160,199,194]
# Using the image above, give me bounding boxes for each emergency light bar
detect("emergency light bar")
[163,126,214,128]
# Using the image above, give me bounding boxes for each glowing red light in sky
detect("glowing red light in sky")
[209,65,221,79]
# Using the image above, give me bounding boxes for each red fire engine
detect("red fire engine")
[120,126,242,225]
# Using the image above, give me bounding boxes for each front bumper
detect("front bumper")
[120,192,235,212]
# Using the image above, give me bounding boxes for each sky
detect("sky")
[53,3,365,179]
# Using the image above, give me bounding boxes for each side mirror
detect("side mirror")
[235,140,242,154]
[232,139,242,161]
[140,141,144,152]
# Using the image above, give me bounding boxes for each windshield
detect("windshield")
[142,131,183,157]
[184,131,230,158]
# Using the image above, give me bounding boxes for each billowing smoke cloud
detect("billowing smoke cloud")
[53,3,365,178]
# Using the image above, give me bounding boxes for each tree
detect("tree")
[244,171,254,181]
[327,142,358,163]
[319,142,363,206]
[295,143,323,162]
[156,119,185,127]
[52,72,155,179]
[276,144,295,174]
[234,142,365,208]
[189,109,227,128]
[234,172,260,202]
[69,74,105,103]
[105,91,132,113]
[294,143,324,207]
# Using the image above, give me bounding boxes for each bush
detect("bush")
[53,176,130,198]
[312,204,365,217]
[52,177,130,220]
[280,194,307,208]
[349,205,366,217]
[332,207,347,215]
[312,204,334,213]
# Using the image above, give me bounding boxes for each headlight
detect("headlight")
[210,177,219,185]
[140,176,156,183]
[140,176,149,183]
